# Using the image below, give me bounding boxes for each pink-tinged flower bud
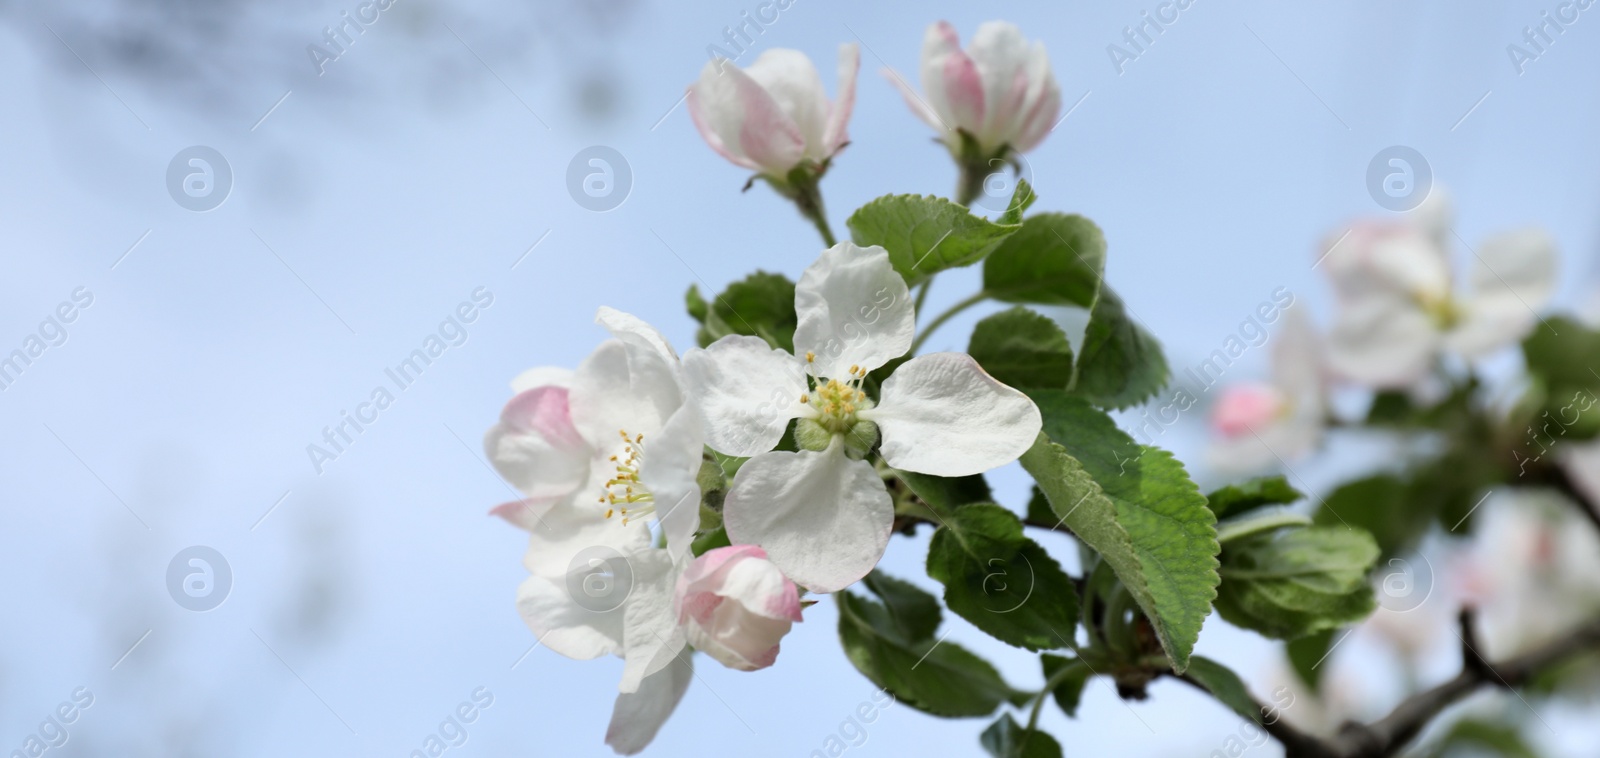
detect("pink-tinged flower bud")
[674,545,802,671]
[484,383,591,502]
[687,45,860,178]
[885,21,1062,158]
[1211,384,1285,438]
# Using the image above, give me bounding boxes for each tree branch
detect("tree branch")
[1532,457,1600,535]
[1165,610,1600,757]
[1211,609,1600,758]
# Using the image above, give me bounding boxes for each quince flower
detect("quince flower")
[683,242,1041,592]
[688,45,860,178]
[885,21,1061,160]
[1321,191,1557,388]
[1209,309,1325,471]
[675,544,803,672]
[485,308,703,754]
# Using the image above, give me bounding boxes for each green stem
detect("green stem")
[955,160,987,208]
[790,177,837,247]
[908,290,988,355]
[1102,584,1137,663]
[913,280,932,317]
[1024,658,1086,746]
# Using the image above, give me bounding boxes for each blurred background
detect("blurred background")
[1,0,1597,755]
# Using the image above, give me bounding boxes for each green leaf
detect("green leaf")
[1418,718,1541,758]
[1312,474,1433,560]
[1039,654,1091,717]
[983,213,1105,309]
[847,194,1021,286]
[980,714,1063,758]
[685,284,709,322]
[1286,628,1335,691]
[861,570,941,641]
[1215,526,1379,640]
[1216,508,1312,544]
[688,271,797,351]
[1183,656,1263,724]
[926,504,1080,651]
[1522,316,1600,441]
[1017,391,1219,672]
[997,178,1037,226]
[837,571,1014,717]
[1025,487,1056,528]
[895,470,993,513]
[968,307,1076,389]
[1074,285,1169,409]
[1205,476,1303,520]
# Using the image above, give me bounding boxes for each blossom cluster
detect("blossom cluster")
[1208,188,1558,470]
[479,20,1064,754]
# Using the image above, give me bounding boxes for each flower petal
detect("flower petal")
[792,242,914,379]
[1272,307,1324,410]
[510,500,649,660]
[865,352,1042,476]
[683,336,808,457]
[1010,44,1061,154]
[940,45,986,140]
[714,548,803,622]
[744,48,830,159]
[822,43,861,157]
[882,66,946,133]
[510,366,572,393]
[516,573,623,661]
[918,21,965,133]
[640,403,705,563]
[1448,228,1557,356]
[687,75,758,170]
[605,655,693,756]
[722,444,892,593]
[1324,225,1449,304]
[485,386,591,499]
[1325,290,1438,387]
[570,338,683,450]
[967,21,1029,147]
[597,306,678,361]
[689,56,806,175]
[619,550,686,693]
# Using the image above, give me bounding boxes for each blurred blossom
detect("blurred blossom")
[1208,309,1324,471]
[1455,494,1600,655]
[1321,189,1558,388]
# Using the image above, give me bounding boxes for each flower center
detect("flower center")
[795,360,879,456]
[807,367,873,434]
[599,429,655,526]
[1417,292,1462,331]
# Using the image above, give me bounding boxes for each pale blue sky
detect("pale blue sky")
[1,0,1597,756]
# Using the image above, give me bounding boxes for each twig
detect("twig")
[1176,610,1600,757]
[1533,458,1600,535]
